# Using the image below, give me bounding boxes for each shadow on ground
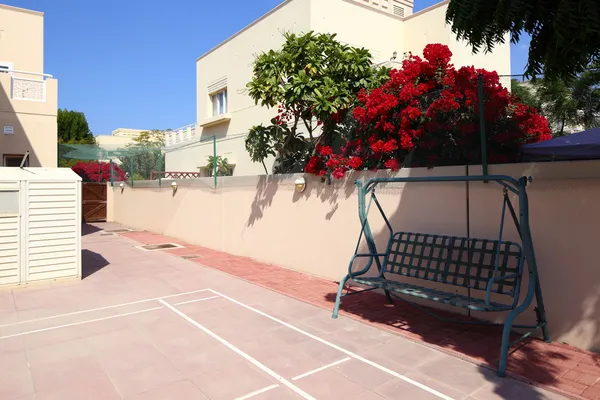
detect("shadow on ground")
[81,249,110,278]
[82,223,103,236]
[323,290,567,396]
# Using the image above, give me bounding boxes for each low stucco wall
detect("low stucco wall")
[108,161,600,352]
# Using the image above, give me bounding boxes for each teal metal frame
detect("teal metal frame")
[331,174,550,377]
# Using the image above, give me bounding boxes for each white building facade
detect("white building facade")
[165,0,511,176]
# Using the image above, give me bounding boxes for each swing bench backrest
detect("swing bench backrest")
[383,232,524,297]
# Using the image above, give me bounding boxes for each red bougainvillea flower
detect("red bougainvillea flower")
[307,43,551,179]
[72,161,126,183]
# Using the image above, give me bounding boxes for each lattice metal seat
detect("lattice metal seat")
[357,232,525,311]
[353,278,514,311]
[332,175,550,378]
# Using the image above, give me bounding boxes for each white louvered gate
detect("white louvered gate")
[0,185,20,286]
[0,168,82,287]
[25,180,80,282]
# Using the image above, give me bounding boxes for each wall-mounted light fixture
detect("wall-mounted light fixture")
[294,177,307,193]
[119,182,125,193]
[171,181,178,194]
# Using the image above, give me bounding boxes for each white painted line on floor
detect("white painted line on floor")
[234,384,280,400]
[0,289,210,328]
[208,289,455,400]
[172,295,220,306]
[158,299,316,400]
[236,357,351,399]
[292,357,352,381]
[0,306,163,340]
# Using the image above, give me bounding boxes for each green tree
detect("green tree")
[57,109,97,167]
[206,155,232,176]
[118,130,165,180]
[532,78,579,137]
[57,109,95,144]
[571,66,600,129]
[245,31,389,174]
[510,79,540,110]
[528,65,600,136]
[446,0,600,79]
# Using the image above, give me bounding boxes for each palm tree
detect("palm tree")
[206,155,232,176]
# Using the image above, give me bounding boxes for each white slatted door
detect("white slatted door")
[0,189,20,285]
[25,181,79,282]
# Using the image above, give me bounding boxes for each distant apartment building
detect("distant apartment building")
[95,128,152,148]
[165,0,511,176]
[0,4,58,167]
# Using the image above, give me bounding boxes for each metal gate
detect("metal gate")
[82,183,107,222]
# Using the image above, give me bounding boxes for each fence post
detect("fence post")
[158,149,162,188]
[109,159,114,187]
[213,135,217,190]
[130,157,134,188]
[477,74,489,179]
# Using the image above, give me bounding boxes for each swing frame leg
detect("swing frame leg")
[332,274,350,319]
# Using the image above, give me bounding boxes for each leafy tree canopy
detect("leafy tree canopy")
[57,109,95,144]
[510,65,600,136]
[446,0,600,79]
[245,31,389,173]
[118,130,165,180]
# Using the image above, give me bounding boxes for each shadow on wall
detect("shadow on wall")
[0,75,34,167]
[246,171,388,227]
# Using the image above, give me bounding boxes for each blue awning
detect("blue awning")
[521,127,600,161]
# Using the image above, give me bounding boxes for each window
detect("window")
[3,155,28,167]
[211,89,228,116]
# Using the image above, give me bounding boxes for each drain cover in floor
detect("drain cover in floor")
[135,243,184,251]
[104,228,134,233]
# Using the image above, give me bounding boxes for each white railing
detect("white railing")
[3,69,53,102]
[165,123,198,147]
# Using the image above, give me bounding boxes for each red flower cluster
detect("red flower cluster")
[72,161,126,183]
[306,43,552,179]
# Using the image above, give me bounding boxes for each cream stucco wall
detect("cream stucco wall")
[310,0,404,63]
[0,4,44,73]
[0,74,58,167]
[110,161,600,352]
[165,0,312,175]
[402,1,511,75]
[0,4,57,168]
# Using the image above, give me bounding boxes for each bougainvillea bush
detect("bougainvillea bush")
[305,44,552,179]
[71,161,125,182]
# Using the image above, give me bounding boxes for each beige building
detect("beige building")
[95,128,153,148]
[165,0,511,175]
[0,4,58,167]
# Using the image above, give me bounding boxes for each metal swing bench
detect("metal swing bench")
[331,175,550,377]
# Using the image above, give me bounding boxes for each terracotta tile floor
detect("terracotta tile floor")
[0,223,571,400]
[118,229,600,400]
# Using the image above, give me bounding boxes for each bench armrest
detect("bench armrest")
[348,253,387,278]
[485,273,521,306]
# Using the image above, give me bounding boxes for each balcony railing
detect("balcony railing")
[3,69,53,102]
[165,123,198,147]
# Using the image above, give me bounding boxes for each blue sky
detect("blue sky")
[5,0,529,135]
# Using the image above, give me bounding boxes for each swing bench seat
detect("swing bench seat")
[347,231,525,313]
[352,277,515,312]
[333,175,550,378]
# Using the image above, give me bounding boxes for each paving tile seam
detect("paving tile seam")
[115,231,578,400]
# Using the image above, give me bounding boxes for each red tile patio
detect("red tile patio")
[120,229,600,400]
